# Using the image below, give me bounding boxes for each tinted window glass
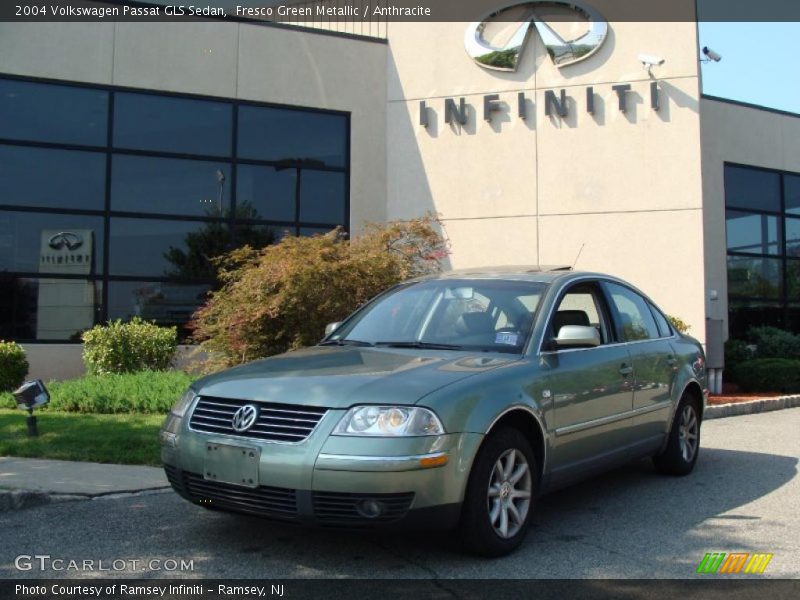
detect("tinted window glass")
[728,300,783,339]
[726,210,781,255]
[109,218,229,279]
[649,304,672,337]
[236,165,296,222]
[0,145,106,211]
[727,256,782,299]
[299,170,346,225]
[788,260,800,301]
[786,175,800,216]
[235,223,289,248]
[114,93,232,156]
[724,165,781,212]
[107,280,211,342]
[605,283,660,341]
[786,217,800,258]
[0,275,101,341]
[237,105,347,167]
[111,155,230,217]
[0,211,104,274]
[0,78,108,146]
[299,226,334,237]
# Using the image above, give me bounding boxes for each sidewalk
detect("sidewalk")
[0,457,169,511]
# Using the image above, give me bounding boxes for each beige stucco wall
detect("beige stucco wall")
[386,18,706,340]
[0,21,387,379]
[700,97,800,339]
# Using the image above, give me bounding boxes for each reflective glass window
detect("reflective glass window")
[727,256,782,299]
[724,165,781,212]
[237,105,347,167]
[109,218,229,279]
[0,145,106,210]
[725,210,781,255]
[0,211,104,274]
[111,155,230,217]
[114,92,232,156]
[236,165,296,222]
[0,275,101,341]
[605,282,660,341]
[0,78,108,146]
[299,170,346,225]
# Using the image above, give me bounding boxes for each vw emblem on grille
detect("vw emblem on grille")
[231,404,258,432]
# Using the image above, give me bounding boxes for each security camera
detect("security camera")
[702,46,722,62]
[638,53,665,68]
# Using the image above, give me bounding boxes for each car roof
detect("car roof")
[413,265,586,284]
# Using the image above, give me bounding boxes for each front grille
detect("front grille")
[183,471,298,517]
[189,396,327,442]
[313,491,415,523]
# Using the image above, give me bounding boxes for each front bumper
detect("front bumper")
[161,410,482,530]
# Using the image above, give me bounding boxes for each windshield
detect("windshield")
[326,279,547,353]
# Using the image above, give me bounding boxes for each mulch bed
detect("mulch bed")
[708,382,786,405]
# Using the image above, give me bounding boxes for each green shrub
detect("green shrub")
[0,370,194,413]
[666,315,690,334]
[747,326,800,360]
[0,341,29,393]
[724,339,753,377]
[190,215,448,370]
[730,358,800,393]
[82,317,177,374]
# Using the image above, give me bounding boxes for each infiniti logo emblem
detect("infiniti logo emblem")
[465,0,608,72]
[231,404,259,433]
[48,231,84,251]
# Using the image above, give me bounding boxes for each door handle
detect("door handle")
[667,355,678,367]
[619,364,633,377]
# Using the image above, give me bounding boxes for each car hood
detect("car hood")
[193,346,518,408]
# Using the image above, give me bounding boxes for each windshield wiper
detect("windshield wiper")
[319,339,374,347]
[374,341,464,350]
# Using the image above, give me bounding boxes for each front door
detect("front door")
[539,281,636,485]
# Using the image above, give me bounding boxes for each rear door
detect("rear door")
[601,282,677,455]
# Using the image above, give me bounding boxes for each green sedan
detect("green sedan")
[161,267,707,556]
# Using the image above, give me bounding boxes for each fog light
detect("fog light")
[356,499,384,519]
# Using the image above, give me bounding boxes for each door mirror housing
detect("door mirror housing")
[325,322,342,336]
[554,325,601,349]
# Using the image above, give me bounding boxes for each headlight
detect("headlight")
[333,406,445,436]
[171,388,197,418]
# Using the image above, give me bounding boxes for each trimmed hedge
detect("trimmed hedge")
[82,318,177,374]
[0,341,29,393]
[0,370,194,414]
[730,358,800,394]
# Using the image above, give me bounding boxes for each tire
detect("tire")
[459,427,538,557]
[653,396,701,476]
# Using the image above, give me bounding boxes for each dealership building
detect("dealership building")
[1,1,799,379]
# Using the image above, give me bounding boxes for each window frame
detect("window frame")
[0,73,351,342]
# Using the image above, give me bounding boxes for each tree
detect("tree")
[189,214,448,370]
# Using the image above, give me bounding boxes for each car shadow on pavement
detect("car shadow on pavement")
[196,446,797,568]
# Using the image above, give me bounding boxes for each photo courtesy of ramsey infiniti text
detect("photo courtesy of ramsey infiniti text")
[161,268,707,556]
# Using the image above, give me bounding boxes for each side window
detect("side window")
[605,283,660,342]
[550,283,608,347]
[649,303,673,338]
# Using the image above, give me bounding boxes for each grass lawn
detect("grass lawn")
[0,409,164,466]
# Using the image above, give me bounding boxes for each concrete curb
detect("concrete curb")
[0,489,84,512]
[705,394,800,420]
[0,486,171,513]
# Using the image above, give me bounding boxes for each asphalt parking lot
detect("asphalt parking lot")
[1,408,798,580]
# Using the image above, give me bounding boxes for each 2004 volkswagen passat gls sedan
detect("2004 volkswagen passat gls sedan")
[162,267,707,556]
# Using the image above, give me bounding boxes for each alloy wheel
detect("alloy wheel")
[486,448,532,539]
[678,404,699,463]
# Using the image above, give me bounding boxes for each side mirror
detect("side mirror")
[554,325,601,348]
[325,322,342,336]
